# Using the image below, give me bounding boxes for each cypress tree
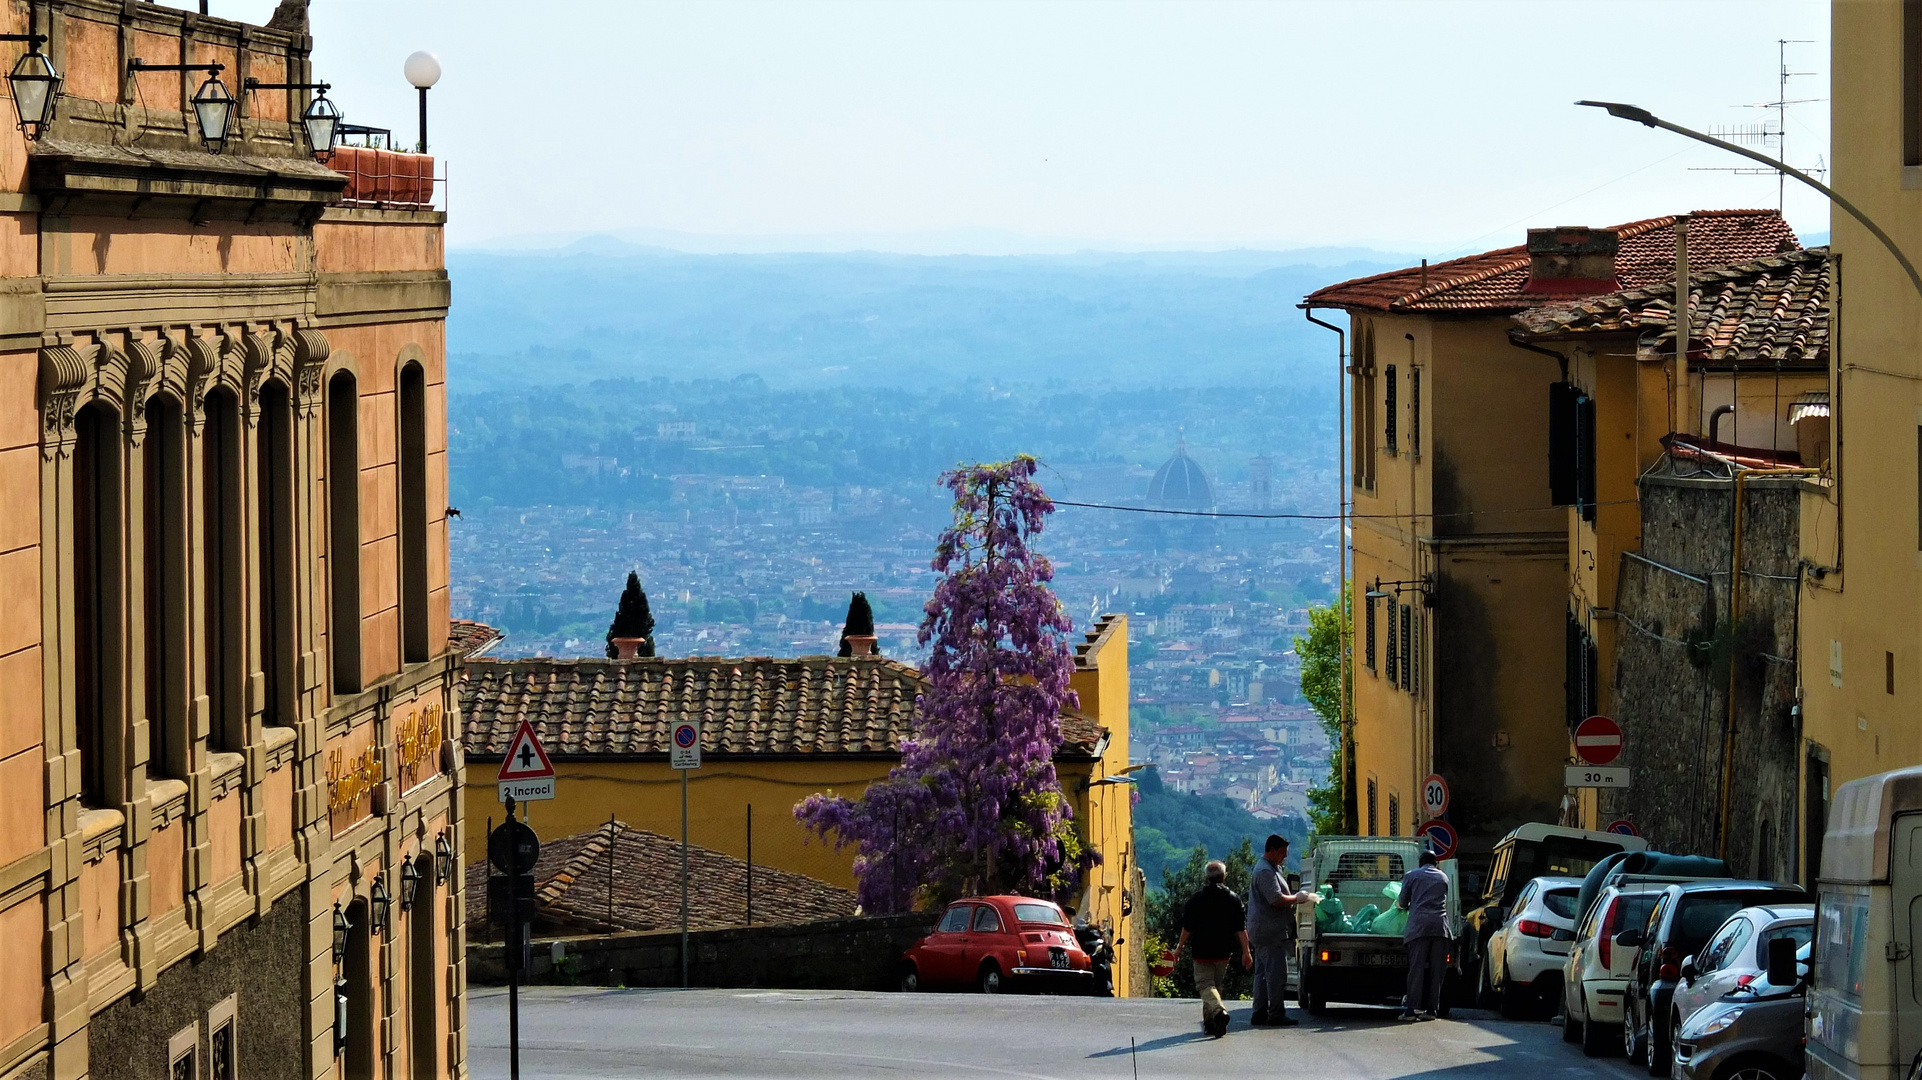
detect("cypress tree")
[605,570,656,658]
[836,591,878,657]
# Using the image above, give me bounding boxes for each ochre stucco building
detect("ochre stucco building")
[458,614,1145,995]
[1304,211,1803,867]
[0,5,464,1080]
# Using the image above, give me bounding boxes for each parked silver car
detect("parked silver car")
[1673,941,1809,1080]
[1668,903,1812,1034]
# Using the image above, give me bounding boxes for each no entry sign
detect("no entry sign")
[1575,715,1624,766]
[1417,819,1458,860]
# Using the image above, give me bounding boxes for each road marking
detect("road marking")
[779,1050,1066,1079]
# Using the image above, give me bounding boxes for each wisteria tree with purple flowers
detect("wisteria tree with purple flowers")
[796,456,1085,912]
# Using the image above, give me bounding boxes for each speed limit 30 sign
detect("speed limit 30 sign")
[1420,774,1450,820]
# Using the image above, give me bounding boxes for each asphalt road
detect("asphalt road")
[470,986,1652,1079]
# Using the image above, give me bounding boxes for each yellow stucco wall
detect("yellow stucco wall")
[1348,313,1569,849]
[1800,0,1922,880]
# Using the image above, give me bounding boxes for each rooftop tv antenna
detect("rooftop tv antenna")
[1691,39,1826,211]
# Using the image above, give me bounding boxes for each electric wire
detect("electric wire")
[1049,498,1638,521]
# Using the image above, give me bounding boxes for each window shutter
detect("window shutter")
[1385,364,1399,456]
[1366,595,1378,672]
[1577,393,1598,523]
[1399,603,1412,690]
[1549,381,1579,505]
[1393,602,1402,687]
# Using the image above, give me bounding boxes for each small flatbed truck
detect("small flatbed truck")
[1295,836,1462,1015]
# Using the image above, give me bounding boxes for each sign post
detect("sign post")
[671,719,700,988]
[1420,774,1450,821]
[489,797,542,1080]
[497,720,557,803]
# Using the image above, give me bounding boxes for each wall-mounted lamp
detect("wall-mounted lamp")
[243,77,340,160]
[435,832,454,886]
[1365,577,1436,607]
[399,856,423,911]
[403,51,439,153]
[331,903,350,964]
[1,32,58,140]
[128,60,233,151]
[368,875,390,936]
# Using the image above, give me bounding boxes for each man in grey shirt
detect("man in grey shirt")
[1246,834,1313,1026]
[1396,848,1452,1021]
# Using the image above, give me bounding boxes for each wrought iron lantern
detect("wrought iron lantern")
[301,91,342,160]
[331,903,350,964]
[435,831,455,886]
[191,71,235,152]
[369,875,390,936]
[6,40,58,139]
[246,76,341,161]
[399,856,423,911]
[128,59,234,152]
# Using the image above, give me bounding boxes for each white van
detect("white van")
[1808,765,1922,1080]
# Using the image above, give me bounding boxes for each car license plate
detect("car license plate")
[1361,954,1406,967]
[1050,948,1069,970]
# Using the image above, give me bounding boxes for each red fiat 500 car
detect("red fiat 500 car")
[900,896,1094,994]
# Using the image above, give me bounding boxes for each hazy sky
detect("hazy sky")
[220,0,1830,255]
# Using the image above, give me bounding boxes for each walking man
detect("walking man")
[1247,834,1313,1026]
[1397,848,1452,1021]
[1175,860,1252,1038]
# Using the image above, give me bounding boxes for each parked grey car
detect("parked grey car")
[1673,941,1810,1080]
[1669,903,1813,1033]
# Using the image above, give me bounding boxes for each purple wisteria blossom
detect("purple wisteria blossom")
[796,456,1083,912]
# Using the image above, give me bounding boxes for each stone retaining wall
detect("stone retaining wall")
[469,912,941,991]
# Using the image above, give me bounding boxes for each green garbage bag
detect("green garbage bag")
[1381,881,1402,901]
[1350,903,1381,934]
[1373,906,1408,936]
[1315,896,1347,932]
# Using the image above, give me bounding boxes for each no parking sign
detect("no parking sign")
[671,720,701,770]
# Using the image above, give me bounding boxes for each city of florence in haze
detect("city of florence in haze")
[16,1,1922,1079]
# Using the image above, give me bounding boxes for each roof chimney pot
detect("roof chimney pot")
[1523,226,1621,296]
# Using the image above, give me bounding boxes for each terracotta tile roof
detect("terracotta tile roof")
[459,655,1110,761]
[449,619,506,659]
[464,820,856,937]
[1305,210,1799,314]
[1511,247,1830,367]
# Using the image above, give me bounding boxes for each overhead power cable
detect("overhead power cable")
[1049,498,1639,522]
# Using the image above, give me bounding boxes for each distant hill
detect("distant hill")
[445,248,1407,393]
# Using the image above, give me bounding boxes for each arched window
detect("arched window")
[398,362,428,664]
[144,394,188,778]
[341,898,376,1080]
[409,852,440,1080]
[256,381,296,724]
[328,372,361,694]
[74,402,123,806]
[201,387,245,751]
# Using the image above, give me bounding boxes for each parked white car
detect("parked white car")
[1561,882,1667,1056]
[1484,875,1581,1018]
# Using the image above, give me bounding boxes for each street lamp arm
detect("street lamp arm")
[1576,99,1922,300]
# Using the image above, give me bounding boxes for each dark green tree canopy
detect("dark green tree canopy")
[836,591,879,657]
[605,570,656,658]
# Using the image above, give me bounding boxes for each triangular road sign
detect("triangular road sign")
[497,720,556,781]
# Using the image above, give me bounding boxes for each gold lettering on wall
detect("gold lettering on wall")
[395,701,445,792]
[326,746,383,817]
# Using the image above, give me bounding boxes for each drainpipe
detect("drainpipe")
[1675,215,1692,436]
[1718,466,1821,863]
[1302,304,1355,834]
